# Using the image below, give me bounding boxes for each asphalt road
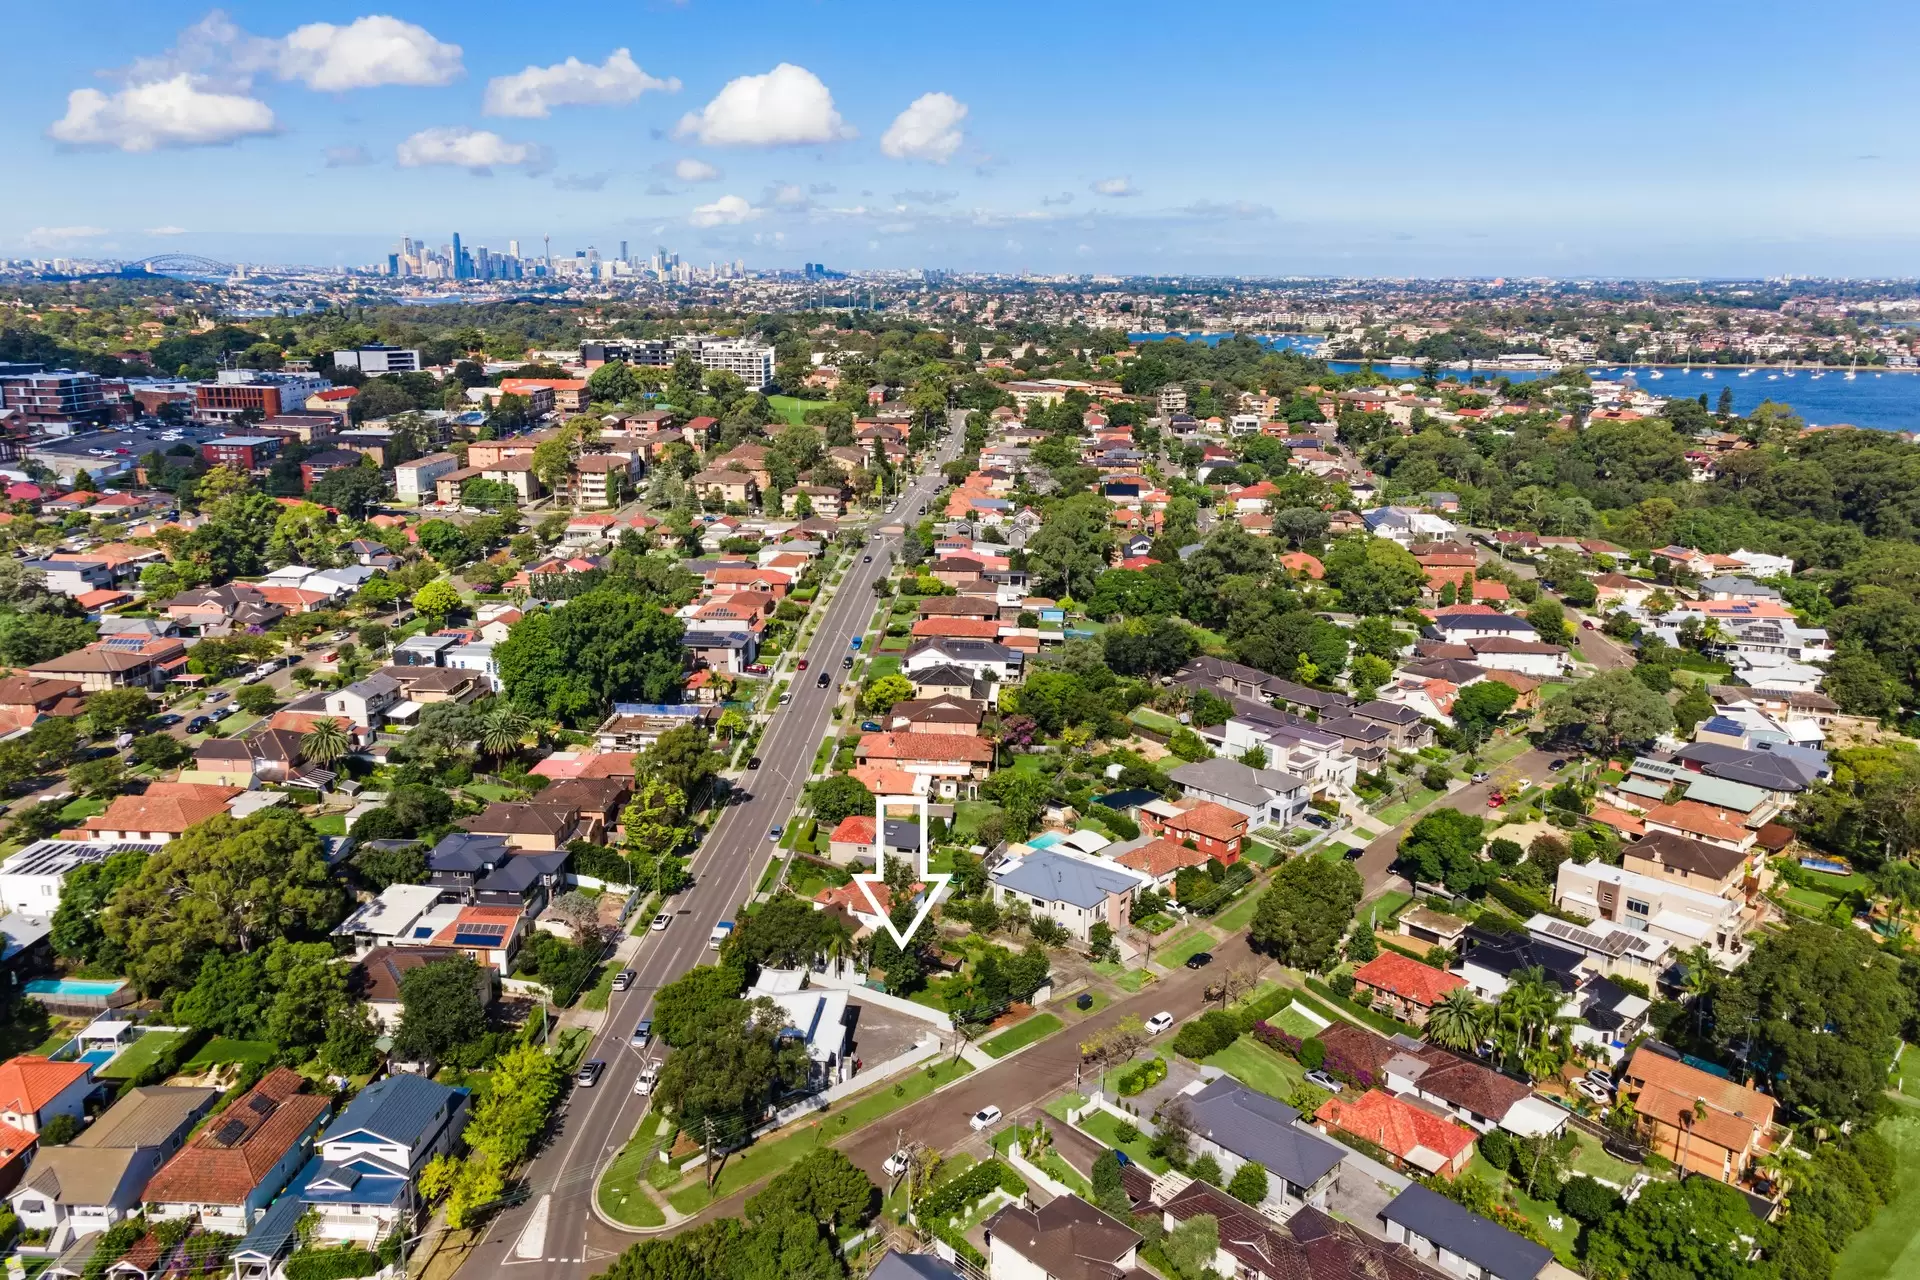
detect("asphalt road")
[453,424,961,1278]
[1571,617,1634,671]
[1353,746,1562,894]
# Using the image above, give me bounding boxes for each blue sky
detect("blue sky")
[7,1,1920,276]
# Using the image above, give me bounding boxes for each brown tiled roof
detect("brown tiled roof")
[1164,800,1246,842]
[1645,800,1749,845]
[1113,836,1207,880]
[1623,1047,1774,1153]
[980,1195,1140,1280]
[1626,829,1748,882]
[458,801,577,838]
[857,731,993,765]
[353,946,469,1002]
[142,1068,329,1207]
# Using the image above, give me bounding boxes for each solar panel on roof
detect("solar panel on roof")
[452,926,508,946]
[211,1119,247,1146]
[248,1094,278,1116]
[410,926,435,939]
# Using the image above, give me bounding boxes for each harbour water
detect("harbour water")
[1128,331,1920,434]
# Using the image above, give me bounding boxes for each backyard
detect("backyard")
[1204,1036,1307,1101]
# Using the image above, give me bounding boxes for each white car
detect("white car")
[1145,1011,1173,1036]
[968,1105,1002,1132]
[882,1149,912,1178]
[634,1063,659,1096]
[651,913,672,932]
[1575,1078,1611,1104]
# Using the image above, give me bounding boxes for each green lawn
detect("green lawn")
[1214,891,1265,933]
[670,1057,973,1211]
[463,783,519,803]
[1008,754,1051,778]
[1479,734,1533,764]
[1110,968,1153,993]
[578,962,619,1012]
[1156,930,1216,969]
[1375,789,1440,826]
[1464,1154,1581,1265]
[981,1013,1063,1059]
[1268,1006,1325,1040]
[183,1036,276,1071]
[1067,991,1110,1019]
[57,796,106,823]
[767,395,815,427]
[596,1121,669,1228]
[309,813,347,836]
[1359,890,1412,929]
[1128,707,1179,734]
[1842,1108,1920,1280]
[98,1029,190,1080]
[1076,1106,1167,1173]
[950,800,1001,843]
[1240,840,1282,867]
[1204,1037,1307,1101]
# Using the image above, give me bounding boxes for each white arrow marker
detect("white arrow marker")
[851,792,950,949]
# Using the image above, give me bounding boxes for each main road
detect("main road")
[454,418,963,1278]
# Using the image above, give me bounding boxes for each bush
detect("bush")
[284,1248,382,1280]
[1116,1056,1168,1097]
[1478,1129,1515,1172]
[1299,1037,1325,1070]
[1488,838,1523,867]
[1422,764,1452,791]
[1227,1161,1268,1206]
[1329,973,1356,998]
[917,1158,1023,1222]
[1189,1154,1222,1186]
[1559,1175,1621,1227]
[1171,1010,1240,1060]
[1115,1121,1140,1144]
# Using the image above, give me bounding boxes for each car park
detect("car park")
[1145,1011,1173,1035]
[968,1105,1002,1131]
[1184,951,1213,969]
[575,1060,605,1087]
[651,913,672,931]
[1305,1069,1344,1093]
[612,970,635,992]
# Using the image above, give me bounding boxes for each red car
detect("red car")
[796,658,809,671]
[1486,792,1507,808]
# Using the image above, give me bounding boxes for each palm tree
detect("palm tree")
[1426,987,1492,1053]
[1496,968,1566,1077]
[478,704,531,764]
[1681,945,1720,1037]
[1679,1097,1706,1175]
[301,719,350,769]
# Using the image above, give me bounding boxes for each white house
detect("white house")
[0,839,156,915]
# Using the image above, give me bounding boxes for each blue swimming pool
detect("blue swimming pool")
[24,979,126,998]
[1027,832,1065,849]
[78,1049,117,1068]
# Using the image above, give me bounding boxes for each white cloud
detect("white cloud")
[484,48,677,117]
[674,157,722,182]
[767,183,809,207]
[1180,199,1273,220]
[324,144,372,167]
[689,194,761,227]
[146,225,189,235]
[280,16,462,91]
[1090,176,1138,197]
[24,226,109,248]
[554,172,611,192]
[880,92,967,163]
[49,75,275,151]
[675,64,852,147]
[396,127,546,174]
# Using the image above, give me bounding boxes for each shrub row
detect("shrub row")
[284,1247,381,1280]
[917,1157,1024,1223]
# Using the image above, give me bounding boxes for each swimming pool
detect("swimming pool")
[78,1049,117,1069]
[1027,832,1065,849]
[24,979,127,998]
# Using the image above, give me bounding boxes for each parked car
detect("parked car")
[1581,619,1596,631]
[968,1105,1002,1131]
[1586,1067,1615,1090]
[862,554,873,563]
[1145,1011,1173,1036]
[882,1149,912,1177]
[1184,951,1214,969]
[1305,1070,1344,1094]
[1486,792,1507,808]
[850,637,863,650]
[187,716,210,734]
[575,1060,605,1088]
[796,658,809,671]
[651,913,672,932]
[634,1063,659,1095]
[745,662,770,675]
[1548,759,1569,772]
[1575,1078,1611,1104]
[612,969,635,992]
[203,689,231,705]
[859,721,883,732]
[1470,772,1490,784]
[768,826,783,841]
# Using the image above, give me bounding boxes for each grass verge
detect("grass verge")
[980,1013,1062,1059]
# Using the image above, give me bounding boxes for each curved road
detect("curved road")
[452,421,962,1278]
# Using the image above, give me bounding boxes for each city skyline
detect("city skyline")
[7,1,1920,276]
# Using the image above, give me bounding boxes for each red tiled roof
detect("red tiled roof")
[142,1067,329,1207]
[911,618,1001,639]
[1113,836,1207,880]
[857,732,993,765]
[84,783,239,835]
[1352,952,1464,1008]
[1316,1089,1475,1170]
[0,1056,89,1115]
[1164,800,1246,843]
[1645,800,1748,844]
[829,815,877,845]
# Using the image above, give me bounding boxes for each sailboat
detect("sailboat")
[1702,371,1714,379]
[1845,356,1858,380]
[1649,369,1664,380]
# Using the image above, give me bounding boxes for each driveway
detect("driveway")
[1353,747,1560,894]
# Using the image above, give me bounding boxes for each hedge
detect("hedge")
[284,1246,381,1280]
[917,1158,1024,1223]
[1228,984,1295,1034]
[1116,1056,1167,1097]
[119,1027,211,1094]
[1302,978,1417,1038]
[1171,1010,1241,1060]
[1484,879,1563,922]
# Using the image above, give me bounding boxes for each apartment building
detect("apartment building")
[693,338,776,390]
[330,345,421,374]
[0,364,108,432]
[194,371,331,422]
[1554,858,1750,966]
